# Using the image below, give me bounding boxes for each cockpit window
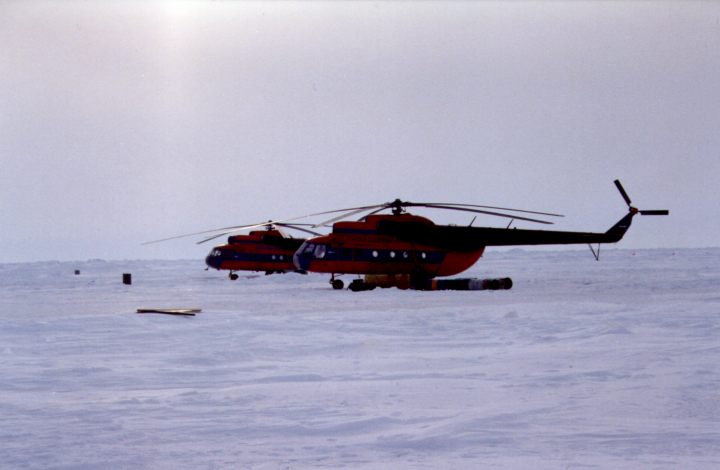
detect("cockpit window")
[314,244,326,259]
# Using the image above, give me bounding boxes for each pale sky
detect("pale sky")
[1,1,718,262]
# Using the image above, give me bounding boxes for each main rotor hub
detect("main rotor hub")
[390,199,406,215]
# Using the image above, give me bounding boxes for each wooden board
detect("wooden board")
[136,308,201,316]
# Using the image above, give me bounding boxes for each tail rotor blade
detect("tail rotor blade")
[613,180,668,216]
[614,179,632,207]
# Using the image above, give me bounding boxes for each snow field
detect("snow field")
[0,249,718,469]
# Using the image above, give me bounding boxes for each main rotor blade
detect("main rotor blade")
[363,206,392,218]
[614,179,632,207]
[412,202,564,218]
[191,221,286,245]
[142,225,255,245]
[311,205,387,227]
[308,204,387,217]
[196,232,234,244]
[423,204,553,224]
[275,223,324,236]
[193,219,307,244]
[639,210,669,216]
[144,211,336,246]
[311,200,556,226]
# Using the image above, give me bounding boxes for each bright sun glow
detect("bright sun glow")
[161,0,201,20]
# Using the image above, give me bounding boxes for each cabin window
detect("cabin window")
[390,251,396,258]
[314,244,326,259]
[420,252,427,259]
[372,250,379,258]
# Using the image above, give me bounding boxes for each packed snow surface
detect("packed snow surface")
[1,248,719,469]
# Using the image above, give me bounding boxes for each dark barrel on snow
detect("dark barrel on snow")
[122,273,132,285]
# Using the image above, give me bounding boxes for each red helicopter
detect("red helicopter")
[293,180,668,290]
[144,220,322,280]
[204,222,323,279]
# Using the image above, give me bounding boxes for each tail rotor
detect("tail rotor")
[614,179,669,216]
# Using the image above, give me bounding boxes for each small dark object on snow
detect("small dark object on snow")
[136,308,202,316]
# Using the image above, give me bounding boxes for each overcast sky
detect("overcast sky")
[1,1,718,262]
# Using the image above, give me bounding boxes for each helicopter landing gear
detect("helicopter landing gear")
[330,274,344,290]
[348,279,376,291]
[229,272,239,281]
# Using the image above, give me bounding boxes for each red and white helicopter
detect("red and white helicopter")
[144,220,322,280]
[292,180,668,290]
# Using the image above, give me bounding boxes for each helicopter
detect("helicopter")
[204,222,322,279]
[292,180,668,290]
[144,220,323,280]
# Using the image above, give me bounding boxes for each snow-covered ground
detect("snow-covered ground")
[1,248,718,469]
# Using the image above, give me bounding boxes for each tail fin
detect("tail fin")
[604,211,635,243]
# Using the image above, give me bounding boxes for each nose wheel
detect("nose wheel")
[330,274,344,290]
[229,272,239,281]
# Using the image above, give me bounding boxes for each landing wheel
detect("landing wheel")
[331,279,344,290]
[229,272,239,281]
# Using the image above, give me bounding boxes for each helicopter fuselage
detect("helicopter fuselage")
[293,214,486,278]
